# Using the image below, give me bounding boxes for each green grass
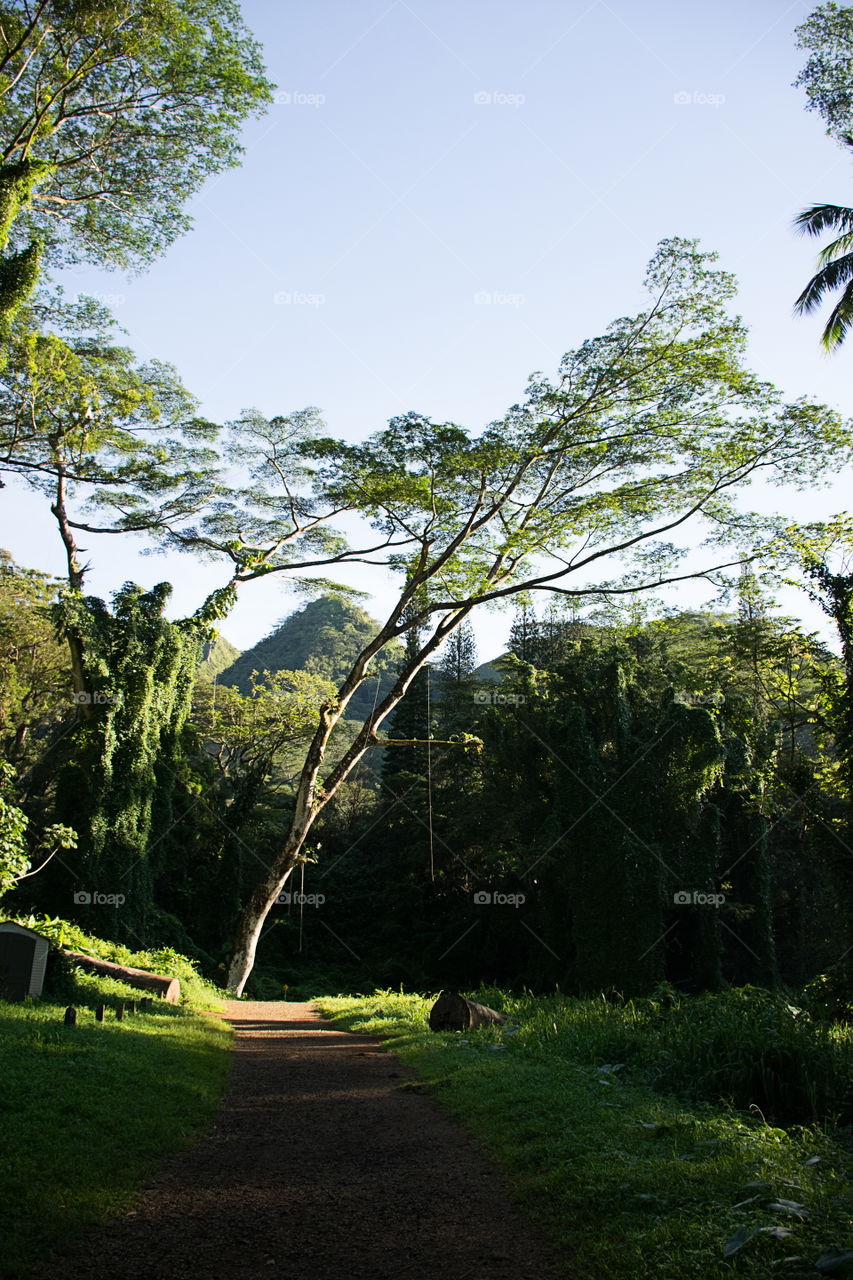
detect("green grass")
[317,989,853,1279]
[0,947,232,1278]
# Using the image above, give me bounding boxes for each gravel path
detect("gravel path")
[44,1000,567,1279]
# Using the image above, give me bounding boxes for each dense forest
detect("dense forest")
[3,558,851,1003]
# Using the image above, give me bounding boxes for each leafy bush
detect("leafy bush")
[802,963,853,1022]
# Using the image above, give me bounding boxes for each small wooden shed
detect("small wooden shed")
[0,922,50,1001]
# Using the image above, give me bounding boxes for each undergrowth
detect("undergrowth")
[318,987,853,1279]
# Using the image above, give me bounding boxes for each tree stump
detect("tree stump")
[429,991,507,1032]
[64,1006,77,1026]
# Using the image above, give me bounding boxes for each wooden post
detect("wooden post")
[95,1003,105,1022]
[128,1000,137,1014]
[116,1002,124,1021]
[140,997,152,1012]
[64,1006,77,1026]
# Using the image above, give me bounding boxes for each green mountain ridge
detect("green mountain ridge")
[218,595,403,717]
[196,633,241,683]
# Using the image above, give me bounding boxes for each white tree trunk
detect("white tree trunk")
[225,603,475,994]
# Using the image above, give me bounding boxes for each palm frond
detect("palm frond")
[818,230,853,265]
[820,282,853,350]
[794,252,853,319]
[794,203,853,238]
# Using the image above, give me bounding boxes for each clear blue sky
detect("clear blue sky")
[4,0,852,658]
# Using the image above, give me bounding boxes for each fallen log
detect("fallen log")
[60,949,180,1004]
[429,991,507,1032]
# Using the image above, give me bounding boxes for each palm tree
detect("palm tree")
[795,200,853,349]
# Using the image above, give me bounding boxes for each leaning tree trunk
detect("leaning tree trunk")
[225,602,478,995]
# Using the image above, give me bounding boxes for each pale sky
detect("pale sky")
[4,0,852,659]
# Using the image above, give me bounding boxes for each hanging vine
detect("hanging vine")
[51,582,212,938]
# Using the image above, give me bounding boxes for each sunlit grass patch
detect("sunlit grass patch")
[0,968,231,1278]
[317,988,853,1279]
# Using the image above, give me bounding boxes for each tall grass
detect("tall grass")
[473,985,853,1126]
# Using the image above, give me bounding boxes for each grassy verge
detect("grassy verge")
[5,912,227,1010]
[0,946,232,1278]
[317,990,853,1279]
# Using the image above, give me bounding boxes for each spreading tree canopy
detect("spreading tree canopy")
[223,237,853,992]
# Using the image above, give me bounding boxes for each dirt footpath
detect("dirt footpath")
[44,1001,568,1279]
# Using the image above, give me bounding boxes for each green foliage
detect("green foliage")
[794,200,853,349]
[321,990,853,1278]
[191,667,336,767]
[0,762,29,894]
[299,600,840,998]
[43,583,209,936]
[225,236,853,990]
[0,292,221,546]
[0,0,273,272]
[0,159,50,330]
[0,764,76,899]
[803,962,853,1021]
[792,6,853,347]
[0,549,72,766]
[795,3,853,143]
[195,632,242,683]
[438,619,478,687]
